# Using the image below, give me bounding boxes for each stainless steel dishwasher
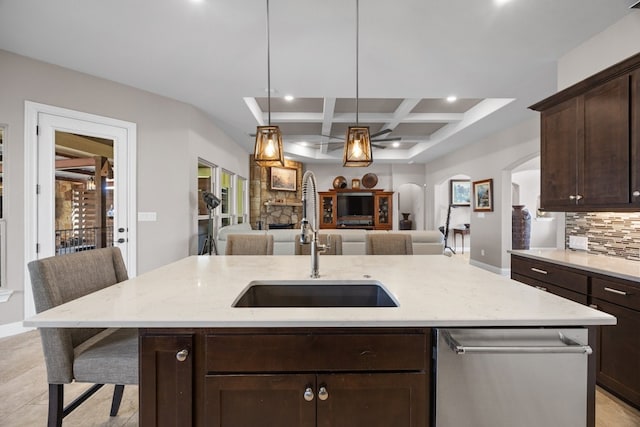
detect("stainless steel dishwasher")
[435,328,592,427]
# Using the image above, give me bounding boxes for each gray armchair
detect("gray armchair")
[225,234,274,255]
[27,247,138,426]
[366,233,413,255]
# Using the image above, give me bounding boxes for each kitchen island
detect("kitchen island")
[24,255,615,426]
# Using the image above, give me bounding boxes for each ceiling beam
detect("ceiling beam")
[243,97,265,126]
[320,98,336,154]
[55,132,113,158]
[380,98,421,131]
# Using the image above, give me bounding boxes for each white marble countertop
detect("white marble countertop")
[510,249,640,284]
[24,255,615,328]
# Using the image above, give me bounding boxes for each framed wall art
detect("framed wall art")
[473,179,493,212]
[450,179,471,206]
[270,166,297,191]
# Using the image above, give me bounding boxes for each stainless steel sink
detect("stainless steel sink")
[233,280,398,308]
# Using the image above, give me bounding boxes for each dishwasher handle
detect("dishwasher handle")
[441,330,592,355]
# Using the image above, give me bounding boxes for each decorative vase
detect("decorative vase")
[399,212,412,230]
[512,205,531,250]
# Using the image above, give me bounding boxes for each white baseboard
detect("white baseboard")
[0,321,35,339]
[469,259,510,276]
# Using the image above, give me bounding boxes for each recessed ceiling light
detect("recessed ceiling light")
[446,95,457,103]
[284,95,295,101]
[495,0,511,5]
[392,142,400,148]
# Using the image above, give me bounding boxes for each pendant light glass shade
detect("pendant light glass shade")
[254,125,284,167]
[254,0,284,167]
[343,0,372,167]
[343,126,372,167]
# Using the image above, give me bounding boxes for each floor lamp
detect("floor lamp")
[441,204,457,255]
[200,192,221,255]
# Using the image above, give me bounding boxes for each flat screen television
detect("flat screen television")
[337,192,374,226]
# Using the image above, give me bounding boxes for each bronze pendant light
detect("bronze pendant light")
[343,0,372,167]
[254,0,284,167]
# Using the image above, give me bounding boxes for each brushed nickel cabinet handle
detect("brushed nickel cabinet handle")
[575,194,583,200]
[318,386,329,401]
[176,349,189,362]
[303,387,314,402]
[589,304,599,309]
[604,287,628,296]
[633,191,640,197]
[535,286,548,292]
[569,195,576,200]
[530,267,548,275]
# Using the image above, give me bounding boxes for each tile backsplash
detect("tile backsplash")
[565,212,640,261]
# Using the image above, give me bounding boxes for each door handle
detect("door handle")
[117,238,126,243]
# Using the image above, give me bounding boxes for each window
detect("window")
[197,159,217,254]
[220,169,234,227]
[236,176,247,224]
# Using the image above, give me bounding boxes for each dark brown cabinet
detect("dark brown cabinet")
[140,328,430,427]
[318,189,394,230]
[139,333,194,427]
[320,192,337,228]
[204,372,426,427]
[511,254,640,411]
[510,255,588,304]
[590,277,640,408]
[531,52,640,211]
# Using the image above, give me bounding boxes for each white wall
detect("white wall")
[0,49,249,325]
[425,119,540,272]
[558,12,640,90]
[511,167,557,249]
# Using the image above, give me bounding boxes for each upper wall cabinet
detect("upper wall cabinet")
[531,52,640,212]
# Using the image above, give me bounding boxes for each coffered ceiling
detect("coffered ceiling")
[0,0,636,164]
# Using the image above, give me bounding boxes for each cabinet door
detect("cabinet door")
[540,97,581,209]
[591,298,640,408]
[374,193,392,230]
[632,69,640,205]
[581,75,630,207]
[319,193,337,229]
[316,373,427,427]
[205,374,316,427]
[140,334,193,427]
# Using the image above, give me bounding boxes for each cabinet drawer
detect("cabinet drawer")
[592,278,640,311]
[205,333,427,373]
[512,273,588,305]
[511,256,588,294]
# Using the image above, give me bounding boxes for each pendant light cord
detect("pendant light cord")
[355,0,359,126]
[266,0,272,126]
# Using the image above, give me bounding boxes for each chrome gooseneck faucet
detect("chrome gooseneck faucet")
[300,171,329,278]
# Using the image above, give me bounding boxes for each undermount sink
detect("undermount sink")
[233,280,398,308]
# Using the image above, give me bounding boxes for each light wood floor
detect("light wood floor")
[1,330,639,426]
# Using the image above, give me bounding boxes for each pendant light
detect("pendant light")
[254,0,284,167]
[343,0,372,167]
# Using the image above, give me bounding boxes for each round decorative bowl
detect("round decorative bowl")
[362,173,378,189]
[333,176,347,189]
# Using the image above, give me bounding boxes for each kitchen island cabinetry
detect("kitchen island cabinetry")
[24,255,614,427]
[530,52,640,211]
[139,333,194,426]
[140,328,430,427]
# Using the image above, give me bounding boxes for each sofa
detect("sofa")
[216,224,444,255]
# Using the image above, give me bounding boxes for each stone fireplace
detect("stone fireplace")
[249,156,303,230]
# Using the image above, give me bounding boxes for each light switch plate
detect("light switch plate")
[569,235,588,251]
[138,212,157,222]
